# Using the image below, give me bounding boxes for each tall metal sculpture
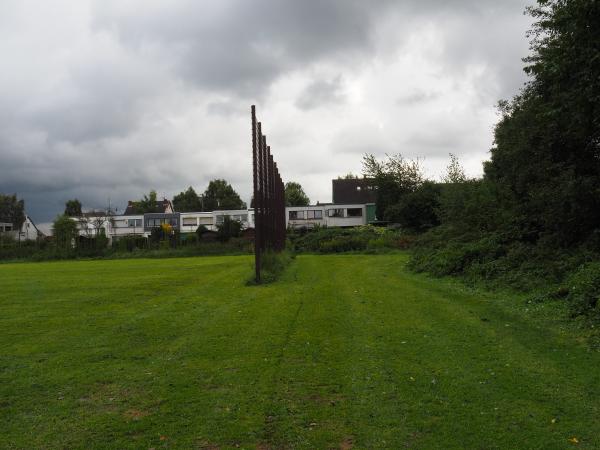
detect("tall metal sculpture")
[251,105,286,282]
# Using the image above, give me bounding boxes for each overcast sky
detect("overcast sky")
[0,0,534,222]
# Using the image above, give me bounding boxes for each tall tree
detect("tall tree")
[485,0,600,246]
[443,154,467,184]
[173,187,203,212]
[64,199,82,217]
[203,179,246,211]
[52,214,78,249]
[129,190,161,214]
[362,153,424,220]
[285,182,310,206]
[0,194,26,232]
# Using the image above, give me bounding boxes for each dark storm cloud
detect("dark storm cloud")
[92,0,388,97]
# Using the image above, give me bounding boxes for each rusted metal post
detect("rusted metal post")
[251,105,287,281]
[252,106,261,282]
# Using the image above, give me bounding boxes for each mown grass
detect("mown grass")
[1,254,599,449]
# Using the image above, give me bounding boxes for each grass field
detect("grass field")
[1,254,599,449]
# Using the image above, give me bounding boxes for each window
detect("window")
[306,210,323,220]
[328,208,344,218]
[216,214,229,225]
[289,210,303,220]
[182,217,197,226]
[347,208,363,217]
[128,219,142,227]
[169,218,178,227]
[233,214,248,222]
[198,217,213,225]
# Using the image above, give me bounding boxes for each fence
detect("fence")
[251,105,286,282]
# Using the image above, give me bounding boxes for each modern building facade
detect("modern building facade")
[75,203,377,242]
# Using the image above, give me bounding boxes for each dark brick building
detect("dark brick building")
[332,178,377,204]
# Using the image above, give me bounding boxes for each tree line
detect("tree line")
[363,0,600,318]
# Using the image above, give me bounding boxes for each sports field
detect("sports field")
[1,254,599,449]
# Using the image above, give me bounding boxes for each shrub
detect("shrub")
[250,250,294,284]
[217,217,242,242]
[566,263,600,318]
[289,225,405,254]
[196,225,209,239]
[384,181,441,232]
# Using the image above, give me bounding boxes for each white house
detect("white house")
[0,215,45,241]
[285,204,372,229]
[72,202,376,244]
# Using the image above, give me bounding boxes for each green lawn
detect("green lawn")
[1,254,599,449]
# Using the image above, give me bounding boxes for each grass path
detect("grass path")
[1,254,599,449]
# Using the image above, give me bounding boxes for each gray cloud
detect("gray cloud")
[0,0,535,221]
[91,0,388,97]
[295,76,346,111]
[396,90,441,106]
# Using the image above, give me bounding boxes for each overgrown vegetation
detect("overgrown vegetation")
[369,0,600,322]
[250,249,295,284]
[289,225,412,254]
[0,231,252,262]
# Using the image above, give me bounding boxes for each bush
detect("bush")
[384,181,441,232]
[196,225,209,239]
[113,235,148,252]
[566,263,600,318]
[289,225,407,254]
[261,250,294,283]
[217,217,242,242]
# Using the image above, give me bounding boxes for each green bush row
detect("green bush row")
[289,225,412,254]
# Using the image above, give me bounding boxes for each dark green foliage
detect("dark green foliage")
[128,190,162,214]
[443,153,467,183]
[384,181,441,232]
[113,235,148,252]
[203,179,246,211]
[0,193,26,231]
[250,250,295,284]
[362,153,424,220]
[173,186,203,212]
[290,225,410,254]
[196,225,209,237]
[52,215,78,249]
[437,180,514,234]
[64,199,82,217]
[566,263,600,318]
[284,181,310,206]
[486,0,600,246]
[182,233,198,245]
[149,227,163,245]
[216,216,242,242]
[407,0,600,322]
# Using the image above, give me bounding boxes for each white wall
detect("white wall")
[180,212,214,232]
[286,204,366,228]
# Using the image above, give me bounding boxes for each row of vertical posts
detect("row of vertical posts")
[251,105,286,282]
